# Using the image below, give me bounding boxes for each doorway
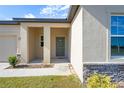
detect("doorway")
[56,37,65,58]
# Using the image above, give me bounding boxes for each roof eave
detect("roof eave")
[0,21,20,25]
[13,18,68,23]
[67,5,80,22]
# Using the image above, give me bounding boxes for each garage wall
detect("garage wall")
[0,25,20,33]
[0,25,20,62]
[71,6,83,82]
[0,25,20,48]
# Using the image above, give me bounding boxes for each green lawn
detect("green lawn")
[0,75,82,88]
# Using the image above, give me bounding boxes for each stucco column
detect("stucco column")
[20,24,29,63]
[43,26,51,64]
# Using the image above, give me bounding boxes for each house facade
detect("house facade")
[1,5,124,83]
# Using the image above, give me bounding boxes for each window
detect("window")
[40,36,44,47]
[111,16,124,56]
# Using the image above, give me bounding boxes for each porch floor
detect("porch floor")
[29,58,70,64]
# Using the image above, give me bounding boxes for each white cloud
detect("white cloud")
[60,5,70,11]
[5,18,12,20]
[40,5,70,18]
[24,13,35,18]
[61,13,68,17]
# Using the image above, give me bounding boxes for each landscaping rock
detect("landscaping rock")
[83,64,124,84]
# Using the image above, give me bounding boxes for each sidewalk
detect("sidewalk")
[0,63,72,77]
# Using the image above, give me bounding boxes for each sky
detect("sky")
[0,5,70,20]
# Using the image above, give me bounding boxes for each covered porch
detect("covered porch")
[20,23,71,64]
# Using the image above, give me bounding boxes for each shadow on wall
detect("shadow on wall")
[83,5,108,62]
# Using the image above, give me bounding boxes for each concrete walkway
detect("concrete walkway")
[0,63,72,77]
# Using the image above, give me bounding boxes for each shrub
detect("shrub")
[86,73,117,88]
[8,56,18,68]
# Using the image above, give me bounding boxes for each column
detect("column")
[43,26,51,64]
[20,24,28,63]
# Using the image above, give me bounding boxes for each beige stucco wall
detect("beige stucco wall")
[83,6,107,62]
[51,28,69,59]
[71,6,83,82]
[83,6,124,62]
[0,25,20,33]
[28,27,43,62]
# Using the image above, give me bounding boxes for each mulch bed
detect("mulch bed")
[6,64,54,69]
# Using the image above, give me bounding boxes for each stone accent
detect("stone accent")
[83,64,124,83]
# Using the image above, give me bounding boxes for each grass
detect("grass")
[0,75,82,88]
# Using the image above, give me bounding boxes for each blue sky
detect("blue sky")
[0,5,70,20]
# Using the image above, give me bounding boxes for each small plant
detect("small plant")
[8,56,18,68]
[86,73,117,88]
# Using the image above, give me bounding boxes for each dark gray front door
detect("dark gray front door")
[56,37,65,57]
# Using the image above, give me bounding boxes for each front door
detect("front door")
[56,37,65,58]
